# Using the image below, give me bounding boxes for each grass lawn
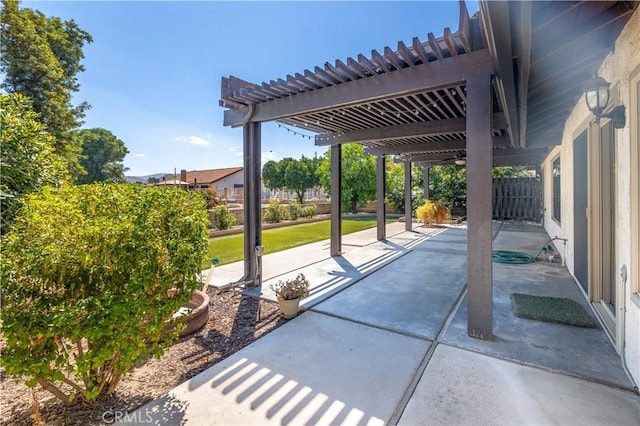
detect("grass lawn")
[202,217,396,269]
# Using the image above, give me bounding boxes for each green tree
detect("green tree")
[284,155,321,203]
[0,184,209,403]
[262,155,321,203]
[385,160,425,214]
[74,128,129,184]
[262,160,285,190]
[429,165,467,214]
[317,144,377,213]
[1,0,93,177]
[0,93,69,233]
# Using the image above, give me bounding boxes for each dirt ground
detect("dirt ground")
[0,287,285,425]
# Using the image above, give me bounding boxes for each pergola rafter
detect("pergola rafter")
[223,49,493,128]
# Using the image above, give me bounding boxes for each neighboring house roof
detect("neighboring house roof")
[157,179,189,185]
[184,167,243,185]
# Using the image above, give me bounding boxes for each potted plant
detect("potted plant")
[270,273,310,319]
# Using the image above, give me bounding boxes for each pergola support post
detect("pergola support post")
[466,75,493,340]
[377,155,386,240]
[242,122,262,287]
[405,161,412,231]
[423,164,430,200]
[330,144,342,256]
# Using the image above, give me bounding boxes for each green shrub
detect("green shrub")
[287,200,303,220]
[263,200,287,223]
[212,205,236,230]
[0,183,209,403]
[301,204,317,218]
[416,199,449,224]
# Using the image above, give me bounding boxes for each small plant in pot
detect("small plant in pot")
[270,273,310,319]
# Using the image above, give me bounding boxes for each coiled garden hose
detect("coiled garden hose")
[492,237,568,264]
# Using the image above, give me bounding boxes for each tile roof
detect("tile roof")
[183,167,243,184]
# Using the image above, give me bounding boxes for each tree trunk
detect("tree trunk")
[351,197,357,214]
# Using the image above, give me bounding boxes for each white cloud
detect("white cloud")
[262,151,277,161]
[228,145,241,152]
[176,135,210,146]
[133,153,145,158]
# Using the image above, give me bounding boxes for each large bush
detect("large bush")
[0,183,209,403]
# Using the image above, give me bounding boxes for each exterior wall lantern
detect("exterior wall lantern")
[584,77,626,128]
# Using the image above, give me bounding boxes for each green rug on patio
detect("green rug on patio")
[510,293,595,328]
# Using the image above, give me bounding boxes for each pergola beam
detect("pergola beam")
[317,112,506,146]
[317,118,465,146]
[481,0,520,148]
[404,146,546,163]
[363,135,510,156]
[224,49,493,127]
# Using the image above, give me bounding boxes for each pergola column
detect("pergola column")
[376,155,386,240]
[404,161,412,231]
[466,75,493,340]
[423,164,430,200]
[330,144,342,256]
[243,121,262,287]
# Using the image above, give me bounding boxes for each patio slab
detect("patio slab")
[311,230,467,339]
[442,227,633,390]
[121,312,430,426]
[399,344,640,426]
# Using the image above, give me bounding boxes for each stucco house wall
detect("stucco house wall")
[213,172,244,193]
[540,7,639,385]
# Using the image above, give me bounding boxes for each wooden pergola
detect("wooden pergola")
[219,1,637,340]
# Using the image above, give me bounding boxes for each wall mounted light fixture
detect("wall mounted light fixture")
[584,77,626,128]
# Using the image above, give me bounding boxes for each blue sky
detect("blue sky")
[27,1,478,177]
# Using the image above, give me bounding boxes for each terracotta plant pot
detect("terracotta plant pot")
[173,290,210,337]
[277,297,301,319]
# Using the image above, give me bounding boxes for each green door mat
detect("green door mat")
[511,293,595,328]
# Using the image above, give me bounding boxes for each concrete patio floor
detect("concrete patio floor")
[123,221,640,425]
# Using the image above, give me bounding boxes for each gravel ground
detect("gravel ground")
[0,287,285,425]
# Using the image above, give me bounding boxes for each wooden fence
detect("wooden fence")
[492,177,542,222]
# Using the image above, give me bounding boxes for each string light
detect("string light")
[314,130,346,143]
[277,123,315,140]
